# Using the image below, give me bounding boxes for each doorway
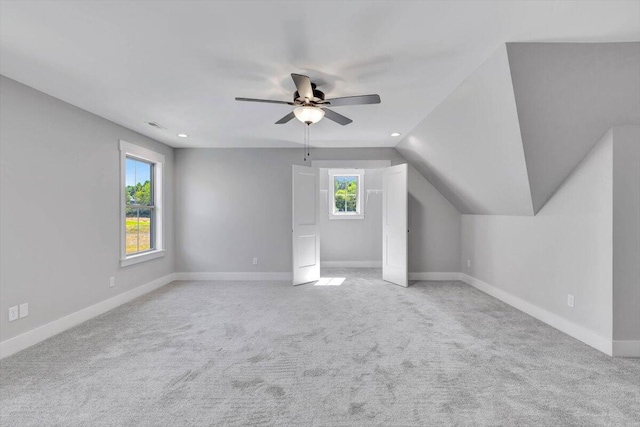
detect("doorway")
[292,162,408,287]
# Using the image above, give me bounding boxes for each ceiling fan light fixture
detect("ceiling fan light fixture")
[237,73,380,126]
[294,106,325,124]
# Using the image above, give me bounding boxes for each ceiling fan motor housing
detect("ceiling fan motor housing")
[294,83,325,105]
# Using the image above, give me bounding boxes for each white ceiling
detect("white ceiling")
[1,1,639,148]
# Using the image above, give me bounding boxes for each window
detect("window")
[120,141,165,266]
[328,169,365,220]
[125,158,154,255]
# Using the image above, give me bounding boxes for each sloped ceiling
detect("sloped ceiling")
[397,42,640,216]
[1,1,638,148]
[396,46,533,216]
[507,42,640,213]
[1,3,638,217]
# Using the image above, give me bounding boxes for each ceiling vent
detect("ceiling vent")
[146,121,166,130]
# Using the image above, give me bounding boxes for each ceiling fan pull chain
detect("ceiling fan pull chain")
[303,124,307,162]
[307,124,310,158]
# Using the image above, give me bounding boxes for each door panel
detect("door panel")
[297,235,317,267]
[386,234,405,268]
[382,164,408,287]
[292,165,320,285]
[295,172,317,225]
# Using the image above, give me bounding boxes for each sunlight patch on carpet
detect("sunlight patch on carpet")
[314,277,345,286]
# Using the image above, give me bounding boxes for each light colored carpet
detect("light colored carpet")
[1,268,639,426]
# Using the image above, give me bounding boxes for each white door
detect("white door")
[382,164,408,287]
[292,165,321,286]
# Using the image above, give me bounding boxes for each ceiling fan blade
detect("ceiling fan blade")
[323,108,353,126]
[324,94,381,107]
[291,73,314,100]
[275,112,296,124]
[235,97,294,105]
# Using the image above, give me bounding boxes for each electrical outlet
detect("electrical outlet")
[467,259,471,268]
[8,306,18,322]
[19,303,29,318]
[253,258,258,265]
[109,276,115,288]
[567,294,575,308]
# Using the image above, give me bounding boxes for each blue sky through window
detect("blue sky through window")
[126,158,152,187]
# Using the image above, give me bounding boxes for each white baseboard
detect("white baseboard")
[409,272,462,281]
[175,272,292,281]
[322,261,382,268]
[0,273,176,359]
[612,340,640,358]
[175,270,461,281]
[459,273,613,356]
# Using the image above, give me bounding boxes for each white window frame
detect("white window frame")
[119,140,165,267]
[328,169,365,220]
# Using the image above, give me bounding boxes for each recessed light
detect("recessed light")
[391,132,401,137]
[177,133,189,138]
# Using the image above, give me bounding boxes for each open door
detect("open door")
[382,164,408,287]
[292,165,320,285]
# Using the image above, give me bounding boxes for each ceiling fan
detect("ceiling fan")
[235,73,381,126]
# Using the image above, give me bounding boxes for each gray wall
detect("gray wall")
[507,42,640,213]
[613,125,640,341]
[0,76,175,342]
[175,148,461,274]
[461,131,614,341]
[319,168,384,265]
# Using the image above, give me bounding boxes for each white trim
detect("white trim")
[328,214,365,220]
[323,261,382,268]
[119,140,165,265]
[120,249,165,267]
[312,160,391,169]
[175,272,293,281]
[459,273,613,356]
[176,270,464,280]
[119,140,165,163]
[329,169,366,175]
[612,340,640,358]
[0,273,176,359]
[409,272,462,281]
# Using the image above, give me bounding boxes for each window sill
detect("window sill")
[120,249,165,267]
[329,214,365,220]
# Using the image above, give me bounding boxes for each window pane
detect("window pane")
[346,194,357,212]
[346,178,357,195]
[125,157,153,206]
[125,209,140,255]
[334,175,358,213]
[137,208,153,252]
[125,157,154,255]
[335,193,346,212]
[125,208,154,255]
[125,158,136,206]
